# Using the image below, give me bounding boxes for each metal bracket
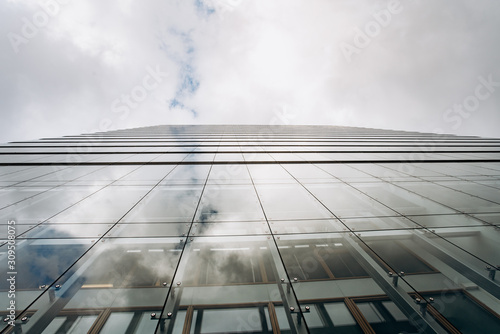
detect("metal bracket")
[388,271,405,287]
[486,265,500,280]
[414,297,434,316]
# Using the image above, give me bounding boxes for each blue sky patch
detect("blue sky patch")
[194,0,215,16]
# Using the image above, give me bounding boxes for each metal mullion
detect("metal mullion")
[344,297,376,334]
[182,306,194,334]
[267,303,280,334]
[88,309,111,334]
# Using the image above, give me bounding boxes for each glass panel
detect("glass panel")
[323,302,359,327]
[181,153,213,162]
[193,222,270,236]
[0,166,68,182]
[270,219,342,234]
[381,301,408,322]
[0,187,50,208]
[49,186,152,223]
[213,153,245,162]
[305,183,398,218]
[277,237,368,280]
[247,165,294,183]
[33,166,102,182]
[183,238,276,286]
[134,311,162,333]
[40,315,99,334]
[171,310,187,333]
[353,182,457,215]
[160,165,210,185]
[114,165,176,184]
[243,153,275,162]
[362,239,436,274]
[430,226,500,272]
[398,182,500,213]
[15,237,182,334]
[274,306,292,332]
[121,185,203,223]
[196,308,264,333]
[357,302,384,323]
[99,312,134,333]
[147,153,189,163]
[66,315,99,333]
[256,184,334,220]
[340,216,419,231]
[320,164,375,182]
[435,181,500,203]
[161,236,306,333]
[0,223,33,238]
[75,166,138,181]
[471,213,500,226]
[19,223,112,239]
[281,164,336,182]
[40,316,66,334]
[300,301,364,333]
[78,239,180,288]
[108,223,189,238]
[302,304,325,328]
[409,214,485,228]
[0,238,94,310]
[195,185,265,222]
[425,291,500,334]
[0,187,99,224]
[207,164,252,185]
[356,300,421,333]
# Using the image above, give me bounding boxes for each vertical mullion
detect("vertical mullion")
[343,298,376,334]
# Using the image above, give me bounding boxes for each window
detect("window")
[300,296,420,334]
[363,240,437,274]
[421,290,500,334]
[183,243,276,286]
[279,241,368,281]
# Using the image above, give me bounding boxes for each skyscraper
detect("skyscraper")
[1,125,499,333]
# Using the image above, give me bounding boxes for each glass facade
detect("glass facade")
[0,124,499,333]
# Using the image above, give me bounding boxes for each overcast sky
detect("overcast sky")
[1,0,499,143]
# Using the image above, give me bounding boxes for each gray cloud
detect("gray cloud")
[1,0,499,143]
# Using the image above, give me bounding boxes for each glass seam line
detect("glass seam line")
[154,135,220,332]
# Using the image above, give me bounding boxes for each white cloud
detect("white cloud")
[1,0,499,143]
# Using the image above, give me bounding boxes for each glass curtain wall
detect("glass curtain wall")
[0,125,499,333]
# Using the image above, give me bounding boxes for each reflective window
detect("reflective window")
[355,299,420,333]
[256,184,333,220]
[160,165,210,185]
[305,183,397,218]
[195,185,265,222]
[425,291,500,334]
[190,307,272,334]
[363,240,437,274]
[15,238,182,333]
[182,238,277,285]
[277,239,368,280]
[50,186,152,223]
[122,185,203,223]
